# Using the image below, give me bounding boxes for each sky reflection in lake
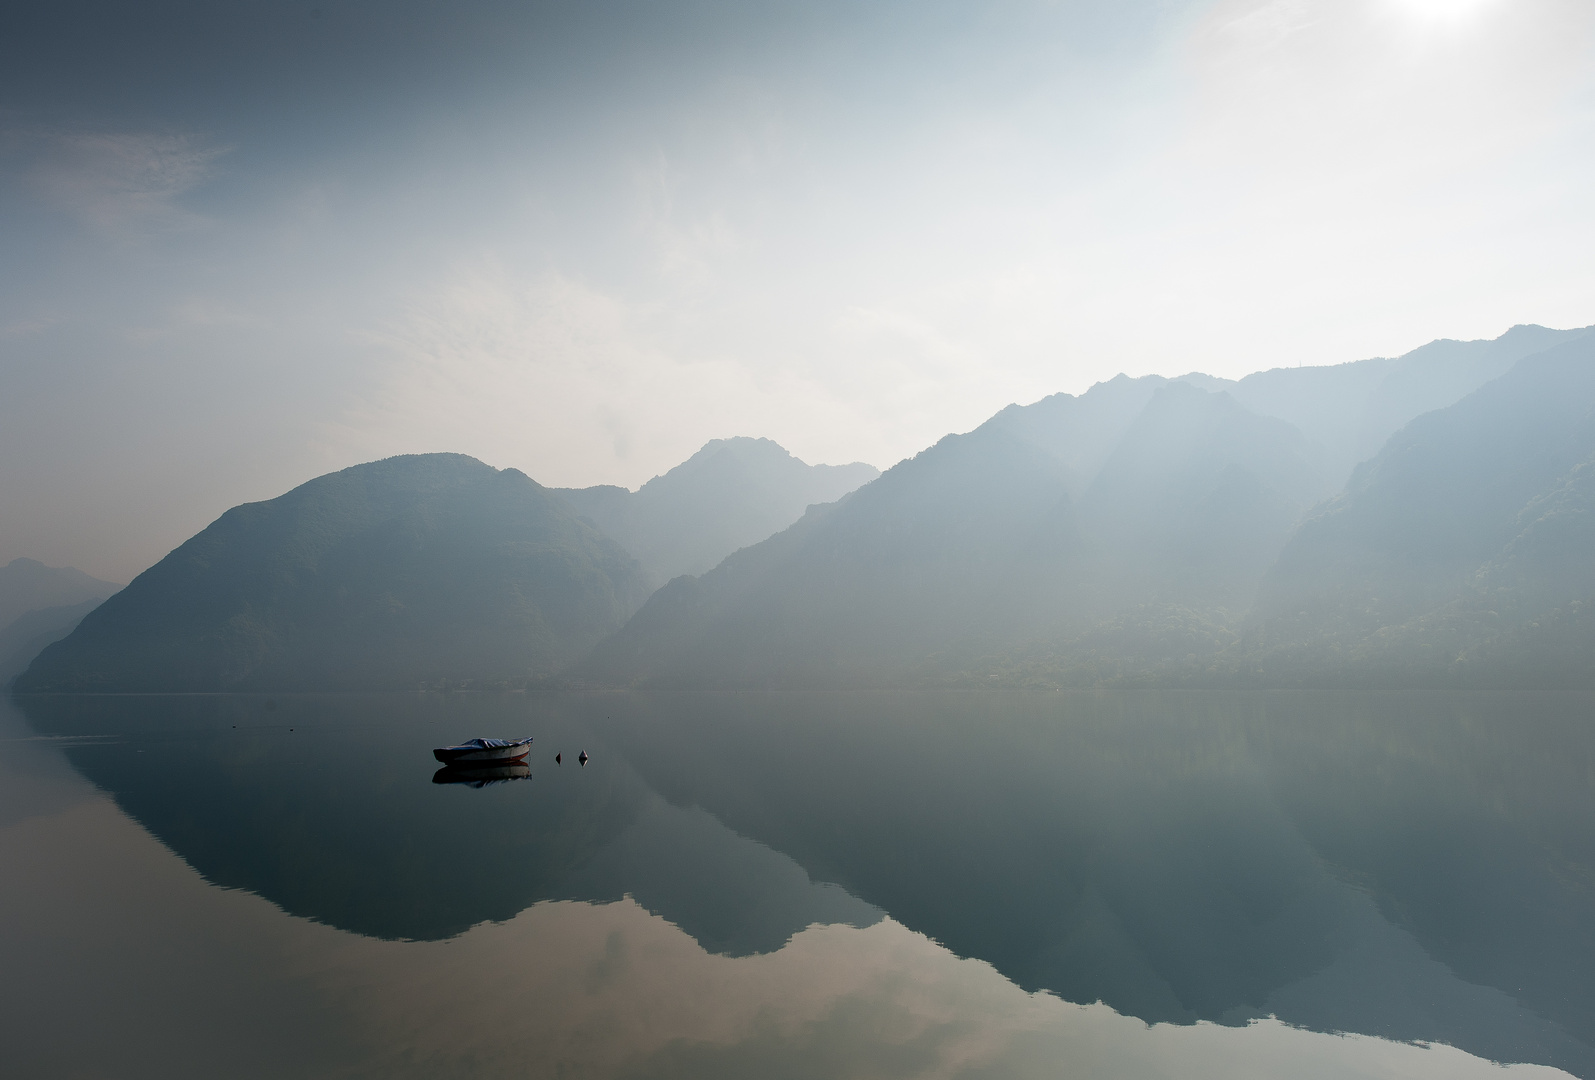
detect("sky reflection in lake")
[2,690,1590,1079]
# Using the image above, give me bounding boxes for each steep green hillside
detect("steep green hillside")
[555,437,878,581]
[17,454,652,691]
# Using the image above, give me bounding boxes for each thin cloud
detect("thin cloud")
[13,128,229,234]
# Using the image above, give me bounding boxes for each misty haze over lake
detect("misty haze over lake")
[3,1,1594,1078]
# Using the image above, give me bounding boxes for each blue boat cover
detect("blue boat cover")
[453,738,522,750]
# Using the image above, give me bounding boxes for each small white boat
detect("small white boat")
[432,737,533,765]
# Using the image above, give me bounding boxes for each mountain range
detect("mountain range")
[14,323,1595,692]
[572,375,1323,687]
[578,325,1595,689]
[14,442,877,692]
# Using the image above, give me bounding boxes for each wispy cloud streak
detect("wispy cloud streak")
[8,128,228,234]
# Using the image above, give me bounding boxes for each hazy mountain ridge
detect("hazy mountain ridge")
[1184,323,1593,488]
[580,326,1595,689]
[0,557,119,630]
[1239,334,1595,685]
[982,332,1595,687]
[0,557,120,688]
[554,437,879,583]
[573,425,1082,687]
[14,326,1594,694]
[17,454,653,691]
[574,377,1328,688]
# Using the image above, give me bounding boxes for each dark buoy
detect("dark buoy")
[578,750,589,766]
[555,752,562,765]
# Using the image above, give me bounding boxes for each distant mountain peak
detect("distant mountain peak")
[649,436,867,490]
[557,437,880,582]
[0,557,121,631]
[692,435,792,458]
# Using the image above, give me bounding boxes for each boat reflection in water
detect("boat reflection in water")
[432,762,532,787]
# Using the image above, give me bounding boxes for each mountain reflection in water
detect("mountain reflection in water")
[17,694,880,953]
[6,690,1594,1079]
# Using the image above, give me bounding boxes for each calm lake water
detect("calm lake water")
[3,690,1592,1079]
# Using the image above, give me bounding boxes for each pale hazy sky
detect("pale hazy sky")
[4,0,1594,581]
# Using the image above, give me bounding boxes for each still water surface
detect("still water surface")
[2,690,1592,1079]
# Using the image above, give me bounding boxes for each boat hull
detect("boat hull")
[432,738,533,765]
